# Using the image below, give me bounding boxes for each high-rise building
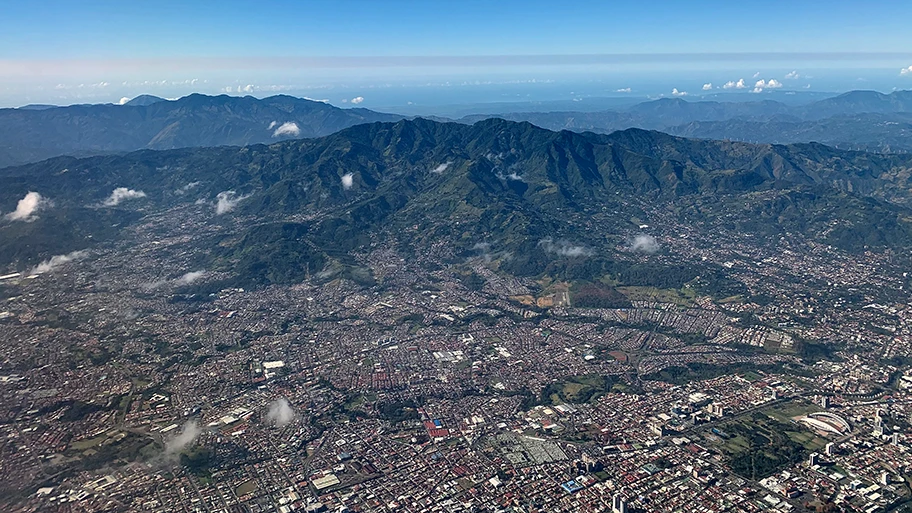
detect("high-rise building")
[581,453,603,473]
[825,442,836,456]
[808,453,819,467]
[612,493,628,513]
[710,403,724,418]
[651,423,669,437]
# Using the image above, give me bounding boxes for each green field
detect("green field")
[741,371,763,382]
[763,401,822,424]
[720,434,750,454]
[616,286,696,306]
[785,430,828,452]
[236,480,257,497]
[708,410,815,480]
[70,433,112,451]
[542,374,616,404]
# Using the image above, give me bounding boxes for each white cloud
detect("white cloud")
[272,121,300,137]
[784,70,800,79]
[431,162,452,174]
[239,84,255,93]
[901,66,912,76]
[538,237,593,257]
[144,269,208,291]
[215,191,249,215]
[627,234,660,254]
[175,181,200,195]
[176,270,206,285]
[671,88,688,97]
[341,173,354,190]
[752,79,783,93]
[31,250,87,274]
[103,187,146,206]
[268,120,277,130]
[615,87,632,93]
[752,71,761,78]
[350,96,364,104]
[702,83,713,91]
[117,97,131,105]
[164,421,201,456]
[5,191,46,221]
[723,79,747,90]
[266,397,296,427]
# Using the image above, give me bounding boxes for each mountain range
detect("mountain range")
[0,94,403,168]
[3,118,912,292]
[3,90,912,171]
[458,90,912,153]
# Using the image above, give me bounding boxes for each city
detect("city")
[1,194,910,512]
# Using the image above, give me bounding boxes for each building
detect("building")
[650,423,669,437]
[798,412,850,435]
[311,474,340,491]
[709,403,724,418]
[612,493,628,513]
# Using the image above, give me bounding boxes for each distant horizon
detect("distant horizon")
[4,84,910,117]
[3,59,911,111]
[4,0,912,109]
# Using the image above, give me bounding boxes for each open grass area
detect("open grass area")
[542,374,616,405]
[616,286,696,306]
[70,431,119,451]
[560,382,588,400]
[708,411,812,480]
[763,401,822,423]
[236,480,257,497]
[741,371,763,382]
[64,431,157,472]
[786,431,828,452]
[720,434,751,453]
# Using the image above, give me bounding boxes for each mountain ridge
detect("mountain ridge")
[3,118,912,282]
[456,90,912,153]
[0,94,404,168]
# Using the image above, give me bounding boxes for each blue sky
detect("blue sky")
[2,0,912,108]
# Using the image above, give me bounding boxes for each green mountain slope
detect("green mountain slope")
[3,118,912,286]
[0,94,403,168]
